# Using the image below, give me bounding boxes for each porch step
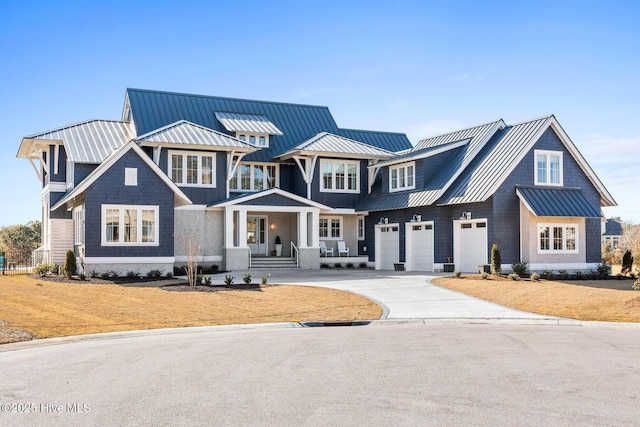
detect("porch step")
[250,257,298,269]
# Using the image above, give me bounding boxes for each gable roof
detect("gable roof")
[135,120,257,151]
[125,88,412,162]
[214,112,283,135]
[277,132,394,160]
[18,119,135,164]
[516,186,602,218]
[51,140,191,211]
[207,188,331,211]
[441,115,617,207]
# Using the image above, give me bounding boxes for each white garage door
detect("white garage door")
[453,219,488,273]
[405,221,434,272]
[375,224,399,270]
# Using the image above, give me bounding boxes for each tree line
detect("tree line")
[0,221,41,264]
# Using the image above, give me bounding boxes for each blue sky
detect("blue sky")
[1,0,638,226]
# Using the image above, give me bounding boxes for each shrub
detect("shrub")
[596,263,611,279]
[491,243,501,275]
[633,279,639,291]
[346,263,354,269]
[334,263,342,268]
[508,273,520,281]
[203,275,212,285]
[453,270,461,278]
[622,250,634,275]
[320,263,330,269]
[34,263,55,276]
[243,273,252,284]
[261,274,270,285]
[359,262,368,269]
[575,271,584,280]
[173,266,186,276]
[100,271,111,279]
[481,272,489,279]
[165,272,173,279]
[62,250,77,278]
[196,274,204,285]
[557,269,569,280]
[542,269,555,280]
[530,272,540,281]
[126,271,141,279]
[147,269,163,278]
[224,274,235,285]
[511,260,528,276]
[90,270,99,278]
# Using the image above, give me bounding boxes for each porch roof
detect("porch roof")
[276,132,394,160]
[516,186,601,218]
[207,188,332,211]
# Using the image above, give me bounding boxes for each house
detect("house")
[602,218,623,249]
[17,89,616,274]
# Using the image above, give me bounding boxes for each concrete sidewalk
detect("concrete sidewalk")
[210,269,557,321]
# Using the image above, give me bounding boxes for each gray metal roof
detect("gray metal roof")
[443,116,552,205]
[125,89,412,163]
[516,186,601,217]
[374,139,470,168]
[214,112,283,135]
[135,120,256,150]
[413,119,505,151]
[22,119,135,163]
[279,132,394,159]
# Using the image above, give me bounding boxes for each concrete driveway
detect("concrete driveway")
[213,269,558,321]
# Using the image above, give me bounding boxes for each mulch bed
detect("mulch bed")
[161,283,273,292]
[28,274,185,285]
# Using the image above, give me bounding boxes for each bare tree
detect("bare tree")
[175,228,201,287]
[621,222,640,261]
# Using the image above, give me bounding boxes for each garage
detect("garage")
[453,219,488,272]
[375,223,399,270]
[405,221,434,271]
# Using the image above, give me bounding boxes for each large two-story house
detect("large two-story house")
[17,89,616,274]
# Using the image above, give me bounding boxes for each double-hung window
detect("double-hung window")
[357,216,365,240]
[230,162,278,192]
[169,151,216,187]
[535,150,562,186]
[320,160,359,193]
[538,224,577,254]
[319,216,342,239]
[389,162,415,192]
[102,205,159,246]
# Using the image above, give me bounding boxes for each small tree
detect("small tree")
[62,250,77,278]
[491,243,502,275]
[175,228,201,287]
[621,250,634,276]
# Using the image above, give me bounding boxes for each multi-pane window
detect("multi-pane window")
[237,133,269,148]
[535,150,563,186]
[389,162,415,192]
[230,163,278,192]
[357,216,365,240]
[538,224,577,253]
[320,160,359,193]
[319,217,342,239]
[169,151,216,187]
[102,205,159,246]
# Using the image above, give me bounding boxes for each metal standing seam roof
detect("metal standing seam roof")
[442,116,552,205]
[214,112,283,135]
[135,120,256,150]
[21,120,135,163]
[336,128,413,153]
[279,132,394,158]
[125,89,412,163]
[603,218,623,236]
[516,186,601,217]
[373,138,470,167]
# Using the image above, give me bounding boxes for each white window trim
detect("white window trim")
[537,223,578,254]
[125,168,138,186]
[357,216,365,240]
[101,204,160,246]
[236,132,270,148]
[389,161,416,193]
[229,162,279,192]
[168,150,216,188]
[319,159,360,194]
[534,150,563,187]
[319,215,343,240]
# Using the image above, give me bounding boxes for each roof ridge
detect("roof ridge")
[506,114,554,127]
[126,88,332,111]
[339,127,408,136]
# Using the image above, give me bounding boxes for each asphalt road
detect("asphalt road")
[2,322,639,426]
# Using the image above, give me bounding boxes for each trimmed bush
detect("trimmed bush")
[62,250,77,278]
[530,272,540,281]
[491,243,501,275]
[243,273,252,284]
[224,275,235,285]
[596,263,611,279]
[511,261,528,276]
[508,273,520,281]
[453,270,462,278]
[358,262,368,269]
[481,272,489,279]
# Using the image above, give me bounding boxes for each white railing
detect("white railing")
[290,241,299,267]
[31,247,50,267]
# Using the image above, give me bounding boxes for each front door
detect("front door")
[247,216,267,255]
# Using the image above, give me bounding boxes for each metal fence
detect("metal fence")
[0,250,34,275]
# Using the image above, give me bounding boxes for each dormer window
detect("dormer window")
[236,133,269,148]
[535,150,563,186]
[389,162,415,192]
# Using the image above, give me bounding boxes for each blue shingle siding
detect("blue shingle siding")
[309,158,368,209]
[83,150,174,258]
[48,145,67,183]
[586,218,602,262]
[74,164,98,187]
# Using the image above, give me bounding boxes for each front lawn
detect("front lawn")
[434,275,640,322]
[0,275,382,343]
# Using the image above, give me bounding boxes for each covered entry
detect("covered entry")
[453,218,488,272]
[405,221,434,271]
[247,216,267,255]
[375,223,399,270]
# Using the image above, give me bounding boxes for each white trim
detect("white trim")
[168,150,217,188]
[319,215,343,240]
[537,223,579,254]
[101,204,160,246]
[42,182,67,196]
[389,161,416,192]
[83,257,175,264]
[534,149,563,186]
[51,141,192,211]
[319,159,360,194]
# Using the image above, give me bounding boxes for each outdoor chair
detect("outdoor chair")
[320,241,334,257]
[337,241,350,257]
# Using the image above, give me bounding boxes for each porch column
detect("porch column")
[298,210,308,248]
[310,209,320,247]
[224,207,235,248]
[238,207,248,248]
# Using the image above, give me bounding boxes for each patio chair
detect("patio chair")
[337,241,349,257]
[320,241,334,257]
